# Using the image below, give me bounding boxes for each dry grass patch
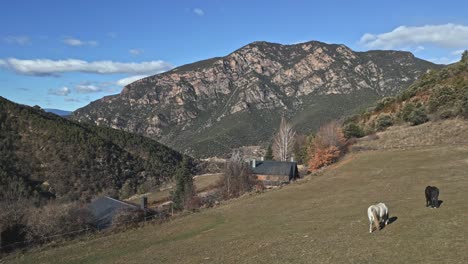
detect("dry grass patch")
[127,173,224,206]
[355,118,468,151]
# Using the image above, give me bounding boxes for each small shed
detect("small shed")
[251,160,299,186]
[88,196,140,230]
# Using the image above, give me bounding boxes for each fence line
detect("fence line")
[0,211,168,251]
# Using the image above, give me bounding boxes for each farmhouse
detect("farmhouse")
[88,196,147,230]
[251,160,299,186]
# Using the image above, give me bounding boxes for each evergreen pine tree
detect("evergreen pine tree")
[462,50,468,63]
[171,157,194,210]
[265,144,273,160]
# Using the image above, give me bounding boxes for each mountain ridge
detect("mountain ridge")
[72,40,441,157]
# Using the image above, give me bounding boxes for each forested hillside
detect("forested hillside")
[0,97,188,203]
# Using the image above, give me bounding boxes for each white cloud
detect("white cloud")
[0,58,173,76]
[451,49,466,55]
[65,97,81,102]
[414,46,425,52]
[193,8,204,16]
[427,56,459,65]
[75,84,103,94]
[116,75,148,86]
[62,37,98,47]
[48,87,71,96]
[129,49,144,56]
[360,24,468,49]
[290,40,308,45]
[3,35,30,45]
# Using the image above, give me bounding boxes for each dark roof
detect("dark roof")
[252,161,298,178]
[88,196,139,229]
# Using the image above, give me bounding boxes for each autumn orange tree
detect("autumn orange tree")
[308,121,346,171]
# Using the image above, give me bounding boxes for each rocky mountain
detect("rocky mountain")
[0,97,187,202]
[72,40,440,157]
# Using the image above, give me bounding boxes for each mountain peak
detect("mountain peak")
[73,41,440,157]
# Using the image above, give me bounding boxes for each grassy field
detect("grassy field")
[127,173,223,206]
[5,145,468,263]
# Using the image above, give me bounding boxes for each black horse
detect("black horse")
[425,186,440,208]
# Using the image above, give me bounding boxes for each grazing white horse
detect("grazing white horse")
[367,203,389,233]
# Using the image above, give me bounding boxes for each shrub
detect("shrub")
[26,203,92,244]
[428,85,457,112]
[343,123,365,139]
[374,97,396,112]
[308,121,346,171]
[406,108,429,126]
[376,115,393,131]
[0,200,28,252]
[219,150,255,199]
[462,94,468,118]
[400,103,415,122]
[438,108,457,119]
[309,146,341,170]
[111,208,145,230]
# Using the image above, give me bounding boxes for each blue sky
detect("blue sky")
[1,0,468,111]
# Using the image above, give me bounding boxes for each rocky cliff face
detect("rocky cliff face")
[72,41,440,157]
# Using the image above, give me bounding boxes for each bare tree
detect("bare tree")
[314,121,345,149]
[272,117,296,161]
[221,150,254,198]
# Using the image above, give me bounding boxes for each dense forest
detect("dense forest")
[0,96,190,204]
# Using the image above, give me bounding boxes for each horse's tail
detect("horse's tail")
[372,209,380,231]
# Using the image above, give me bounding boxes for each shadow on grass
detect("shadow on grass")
[387,216,398,224]
[380,216,398,230]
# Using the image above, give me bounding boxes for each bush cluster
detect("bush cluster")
[343,123,365,139]
[375,115,393,131]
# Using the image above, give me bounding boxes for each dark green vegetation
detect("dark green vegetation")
[7,143,468,263]
[181,89,381,157]
[72,41,439,158]
[343,122,365,139]
[0,97,187,203]
[170,157,195,210]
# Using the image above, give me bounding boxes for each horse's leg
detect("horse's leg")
[369,218,374,233]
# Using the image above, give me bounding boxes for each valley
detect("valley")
[6,122,468,263]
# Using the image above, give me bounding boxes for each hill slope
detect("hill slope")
[349,54,468,131]
[0,97,186,202]
[72,41,440,157]
[7,129,468,263]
